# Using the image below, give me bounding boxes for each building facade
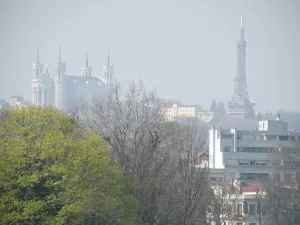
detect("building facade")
[207,114,300,225]
[207,181,269,225]
[31,48,113,113]
[209,114,300,183]
[164,104,201,122]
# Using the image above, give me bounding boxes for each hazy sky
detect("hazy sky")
[0,0,300,112]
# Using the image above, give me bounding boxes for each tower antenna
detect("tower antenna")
[58,44,62,63]
[241,16,243,28]
[85,48,88,67]
[107,49,110,67]
[37,47,40,64]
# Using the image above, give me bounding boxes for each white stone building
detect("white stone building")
[206,181,269,225]
[163,104,201,122]
[31,48,113,113]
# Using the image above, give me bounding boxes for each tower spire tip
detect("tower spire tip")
[37,47,40,64]
[240,16,243,28]
[107,49,110,67]
[85,48,88,67]
[58,44,62,63]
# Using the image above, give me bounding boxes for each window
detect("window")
[261,203,267,216]
[240,173,268,181]
[279,136,288,140]
[272,174,280,181]
[249,204,256,215]
[237,147,268,153]
[243,201,248,214]
[237,203,242,215]
[238,160,249,166]
[291,136,296,141]
[256,161,266,166]
[223,204,231,214]
[228,172,236,178]
[207,206,213,213]
[221,134,232,139]
[285,174,293,181]
[223,146,231,152]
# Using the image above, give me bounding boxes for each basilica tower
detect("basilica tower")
[32,49,52,106]
[81,49,92,77]
[227,17,255,119]
[54,45,66,110]
[103,50,113,86]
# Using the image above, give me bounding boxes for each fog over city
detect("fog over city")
[1,0,300,112]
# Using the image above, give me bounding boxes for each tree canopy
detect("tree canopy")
[0,107,141,225]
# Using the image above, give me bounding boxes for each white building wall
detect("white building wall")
[209,127,223,169]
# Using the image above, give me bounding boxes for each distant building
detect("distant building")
[8,96,30,108]
[31,47,113,113]
[163,104,202,122]
[207,180,270,225]
[0,99,9,110]
[209,114,300,184]
[198,111,215,123]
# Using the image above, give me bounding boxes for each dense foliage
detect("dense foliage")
[0,107,141,225]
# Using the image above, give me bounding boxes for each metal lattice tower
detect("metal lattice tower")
[228,16,255,118]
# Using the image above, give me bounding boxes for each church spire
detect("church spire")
[103,49,113,87]
[81,48,91,77]
[55,44,66,77]
[45,64,49,74]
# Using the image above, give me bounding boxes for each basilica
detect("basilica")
[31,47,113,113]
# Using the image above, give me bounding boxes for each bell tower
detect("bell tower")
[32,48,42,77]
[54,45,66,110]
[103,50,113,85]
[81,48,92,77]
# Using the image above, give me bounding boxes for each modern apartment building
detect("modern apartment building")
[207,115,300,224]
[209,114,300,183]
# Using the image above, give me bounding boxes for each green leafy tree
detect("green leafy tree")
[0,107,141,225]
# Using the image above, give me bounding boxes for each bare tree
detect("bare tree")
[156,120,211,225]
[263,143,300,225]
[82,81,211,225]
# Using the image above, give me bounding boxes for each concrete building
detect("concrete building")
[209,114,300,183]
[31,47,113,113]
